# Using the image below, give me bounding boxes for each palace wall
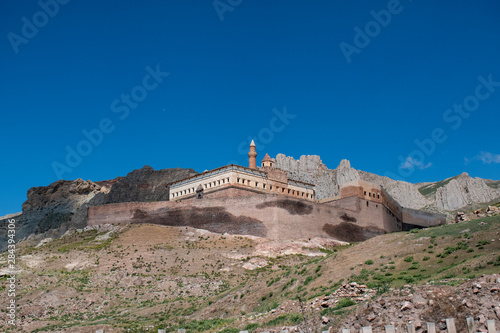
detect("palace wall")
[87,193,409,242]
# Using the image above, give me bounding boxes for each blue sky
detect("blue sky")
[1,0,499,215]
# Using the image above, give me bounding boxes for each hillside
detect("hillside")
[1,213,499,332]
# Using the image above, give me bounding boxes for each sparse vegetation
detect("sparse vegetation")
[3,214,499,332]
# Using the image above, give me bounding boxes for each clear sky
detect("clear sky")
[1,0,499,215]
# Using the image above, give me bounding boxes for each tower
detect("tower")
[261,153,274,168]
[248,140,257,169]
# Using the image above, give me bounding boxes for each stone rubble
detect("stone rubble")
[317,282,377,309]
[454,206,500,223]
[330,275,500,333]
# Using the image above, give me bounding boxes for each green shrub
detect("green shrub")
[243,323,259,333]
[364,260,374,265]
[264,313,303,327]
[404,256,413,262]
[335,298,356,309]
[304,276,314,285]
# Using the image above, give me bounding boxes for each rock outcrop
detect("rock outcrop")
[0,166,197,252]
[274,154,499,212]
[434,172,500,211]
[102,166,197,204]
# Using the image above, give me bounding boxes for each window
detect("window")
[237,178,240,183]
[218,180,220,185]
[367,201,369,207]
[288,189,290,194]
[282,188,285,193]
[255,182,258,187]
[302,193,304,197]
[270,185,273,190]
[364,191,366,196]
[204,184,207,189]
[377,194,380,199]
[263,184,266,189]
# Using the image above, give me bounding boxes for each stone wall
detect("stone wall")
[87,194,404,242]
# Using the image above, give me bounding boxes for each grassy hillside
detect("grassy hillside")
[485,179,500,189]
[1,216,499,332]
[417,176,459,197]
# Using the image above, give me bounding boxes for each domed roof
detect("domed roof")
[262,153,273,162]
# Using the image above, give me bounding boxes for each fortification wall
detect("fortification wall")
[87,193,401,242]
[380,187,445,227]
[401,207,446,228]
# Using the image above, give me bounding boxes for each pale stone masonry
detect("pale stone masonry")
[169,164,315,201]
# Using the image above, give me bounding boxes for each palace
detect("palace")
[87,142,446,242]
[168,141,315,201]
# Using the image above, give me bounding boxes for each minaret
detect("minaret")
[248,140,257,169]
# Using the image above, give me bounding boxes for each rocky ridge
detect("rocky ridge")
[0,166,197,252]
[434,173,500,211]
[274,154,500,212]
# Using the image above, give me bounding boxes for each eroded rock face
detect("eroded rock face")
[274,154,499,212]
[275,154,429,209]
[336,159,360,186]
[275,154,338,199]
[435,173,500,210]
[383,180,429,210]
[102,166,197,204]
[0,166,197,252]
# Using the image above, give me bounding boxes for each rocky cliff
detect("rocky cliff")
[432,173,500,211]
[275,154,500,212]
[0,166,197,252]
